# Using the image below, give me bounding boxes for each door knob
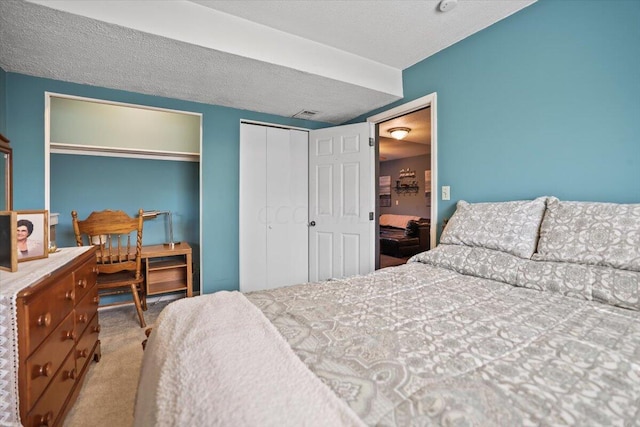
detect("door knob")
[309,221,316,227]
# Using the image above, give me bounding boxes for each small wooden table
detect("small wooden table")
[141,243,193,298]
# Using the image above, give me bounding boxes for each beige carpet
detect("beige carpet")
[63,298,173,427]
[380,254,409,268]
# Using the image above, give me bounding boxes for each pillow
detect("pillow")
[410,244,523,286]
[516,260,594,302]
[533,197,640,271]
[440,197,548,259]
[410,244,472,273]
[592,266,640,311]
[404,220,420,237]
[515,260,640,311]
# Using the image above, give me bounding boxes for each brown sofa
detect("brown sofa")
[379,214,430,258]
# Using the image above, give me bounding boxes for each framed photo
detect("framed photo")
[16,210,48,262]
[0,211,17,272]
[379,175,391,207]
[424,170,432,195]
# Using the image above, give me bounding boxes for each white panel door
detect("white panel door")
[309,123,373,281]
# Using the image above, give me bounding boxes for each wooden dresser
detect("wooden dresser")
[14,247,101,427]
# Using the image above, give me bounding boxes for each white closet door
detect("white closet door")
[240,123,308,292]
[239,124,268,291]
[265,127,308,288]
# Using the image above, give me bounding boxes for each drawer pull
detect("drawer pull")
[92,324,101,334]
[77,348,89,358]
[64,368,77,380]
[77,278,87,289]
[37,313,51,327]
[65,330,77,340]
[78,313,88,323]
[92,266,99,274]
[35,362,53,378]
[65,290,75,300]
[93,296,100,304]
[36,411,53,426]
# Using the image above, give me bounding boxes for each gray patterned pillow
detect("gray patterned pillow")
[413,245,640,311]
[516,260,640,311]
[517,260,595,302]
[461,246,524,285]
[533,197,640,271]
[440,197,548,259]
[592,266,640,311]
[409,244,471,273]
[410,244,523,285]
[407,245,471,273]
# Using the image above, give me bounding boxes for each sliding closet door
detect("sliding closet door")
[239,123,308,292]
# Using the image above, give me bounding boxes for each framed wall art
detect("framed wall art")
[0,211,17,272]
[16,210,48,262]
[379,175,391,207]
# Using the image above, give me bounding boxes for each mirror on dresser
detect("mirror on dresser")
[0,133,12,211]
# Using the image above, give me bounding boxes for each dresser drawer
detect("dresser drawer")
[76,313,100,376]
[25,351,76,427]
[24,312,75,410]
[73,257,98,304]
[75,284,99,338]
[21,275,75,356]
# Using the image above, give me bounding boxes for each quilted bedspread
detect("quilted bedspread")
[246,262,640,426]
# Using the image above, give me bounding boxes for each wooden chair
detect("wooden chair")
[72,209,147,328]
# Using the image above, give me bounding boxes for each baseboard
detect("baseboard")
[98,292,197,311]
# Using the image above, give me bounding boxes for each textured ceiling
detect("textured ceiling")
[0,0,536,124]
[191,0,534,69]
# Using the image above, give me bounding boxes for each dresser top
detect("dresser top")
[0,246,93,298]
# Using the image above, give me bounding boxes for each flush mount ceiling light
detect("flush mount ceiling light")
[389,127,411,140]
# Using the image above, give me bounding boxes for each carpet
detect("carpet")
[379,254,409,268]
[63,298,173,427]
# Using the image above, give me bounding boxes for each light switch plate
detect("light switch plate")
[442,186,450,201]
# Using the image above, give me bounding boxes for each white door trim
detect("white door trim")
[367,92,438,249]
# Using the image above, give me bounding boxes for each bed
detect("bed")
[134,197,640,426]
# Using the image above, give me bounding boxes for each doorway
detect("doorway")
[367,93,438,269]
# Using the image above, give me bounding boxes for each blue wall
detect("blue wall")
[359,0,640,226]
[50,155,199,246]
[5,73,329,294]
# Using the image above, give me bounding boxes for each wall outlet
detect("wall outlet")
[442,186,450,201]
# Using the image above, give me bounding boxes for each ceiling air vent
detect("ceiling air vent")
[292,110,319,120]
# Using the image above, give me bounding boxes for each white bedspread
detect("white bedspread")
[134,291,365,427]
